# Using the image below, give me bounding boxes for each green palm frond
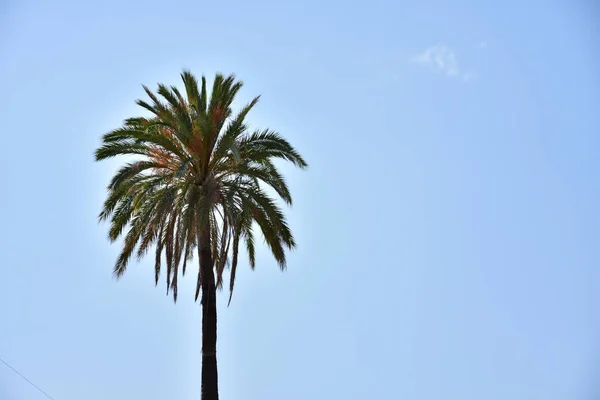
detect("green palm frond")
[96,70,307,304]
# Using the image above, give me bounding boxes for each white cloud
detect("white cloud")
[479,41,488,49]
[412,45,460,77]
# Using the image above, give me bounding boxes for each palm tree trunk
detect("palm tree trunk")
[199,224,219,400]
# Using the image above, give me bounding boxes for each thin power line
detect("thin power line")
[0,357,57,400]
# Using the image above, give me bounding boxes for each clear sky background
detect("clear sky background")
[1,0,599,399]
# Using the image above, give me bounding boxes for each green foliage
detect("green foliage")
[95,71,307,304]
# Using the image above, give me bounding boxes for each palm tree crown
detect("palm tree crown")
[95,70,307,304]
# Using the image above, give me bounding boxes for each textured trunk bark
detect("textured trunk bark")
[199,225,219,400]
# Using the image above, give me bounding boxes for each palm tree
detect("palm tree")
[94,70,307,400]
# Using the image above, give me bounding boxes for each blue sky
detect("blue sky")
[1,0,599,399]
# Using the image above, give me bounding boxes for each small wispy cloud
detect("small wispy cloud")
[478,41,488,49]
[411,44,476,82]
[412,45,460,77]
